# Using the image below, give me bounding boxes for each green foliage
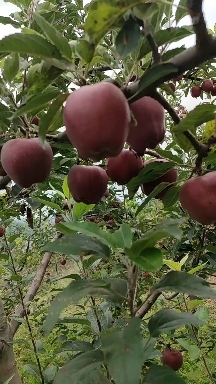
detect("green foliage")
[1,0,216,383]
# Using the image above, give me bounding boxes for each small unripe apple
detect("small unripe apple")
[162,348,183,371]
[201,79,213,93]
[1,138,53,188]
[68,165,108,204]
[190,86,201,98]
[0,225,5,237]
[60,259,66,265]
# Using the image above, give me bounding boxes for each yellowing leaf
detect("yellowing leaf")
[62,176,71,199]
[179,254,189,266]
[163,259,181,271]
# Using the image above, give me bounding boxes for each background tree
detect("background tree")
[1,0,216,383]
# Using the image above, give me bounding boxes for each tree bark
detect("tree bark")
[0,298,22,384]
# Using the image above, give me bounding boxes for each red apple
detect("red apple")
[190,86,201,98]
[142,158,178,199]
[106,149,143,185]
[201,79,213,93]
[162,348,183,371]
[0,225,5,237]
[60,259,66,265]
[64,82,130,161]
[1,138,53,188]
[127,96,165,155]
[68,165,108,204]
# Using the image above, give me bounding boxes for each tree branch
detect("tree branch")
[187,0,211,47]
[135,291,161,318]
[145,32,161,65]
[10,232,62,336]
[126,36,216,103]
[0,298,22,384]
[0,176,11,190]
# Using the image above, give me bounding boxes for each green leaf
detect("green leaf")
[23,364,40,376]
[162,186,180,209]
[0,16,20,28]
[129,247,163,271]
[44,279,117,334]
[73,202,95,220]
[3,53,19,82]
[138,63,178,92]
[60,341,94,352]
[62,176,71,199]
[127,161,176,199]
[175,0,188,23]
[57,317,90,326]
[43,365,57,383]
[173,104,216,132]
[33,13,72,60]
[43,233,110,258]
[148,309,204,337]
[138,26,193,60]
[12,90,61,118]
[101,318,143,384]
[115,16,141,59]
[178,339,200,360]
[59,221,117,248]
[53,350,104,384]
[155,149,184,164]
[76,39,95,63]
[143,364,186,384]
[136,182,171,215]
[0,33,62,60]
[33,198,61,211]
[38,93,68,140]
[130,218,184,253]
[154,271,216,298]
[113,223,133,249]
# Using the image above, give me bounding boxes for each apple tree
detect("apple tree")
[1,0,216,383]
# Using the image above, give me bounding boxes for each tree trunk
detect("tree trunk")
[0,298,22,384]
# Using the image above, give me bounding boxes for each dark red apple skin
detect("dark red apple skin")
[1,138,53,188]
[211,87,216,96]
[68,165,108,204]
[64,82,130,161]
[179,172,216,225]
[127,96,165,155]
[190,86,201,98]
[201,79,213,93]
[0,225,5,237]
[162,348,183,371]
[0,166,7,176]
[106,149,143,185]
[142,158,178,199]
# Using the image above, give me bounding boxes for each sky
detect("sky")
[0,0,216,110]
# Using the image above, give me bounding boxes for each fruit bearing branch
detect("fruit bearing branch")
[125,0,216,102]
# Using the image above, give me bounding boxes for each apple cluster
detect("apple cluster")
[190,79,216,98]
[1,81,216,226]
